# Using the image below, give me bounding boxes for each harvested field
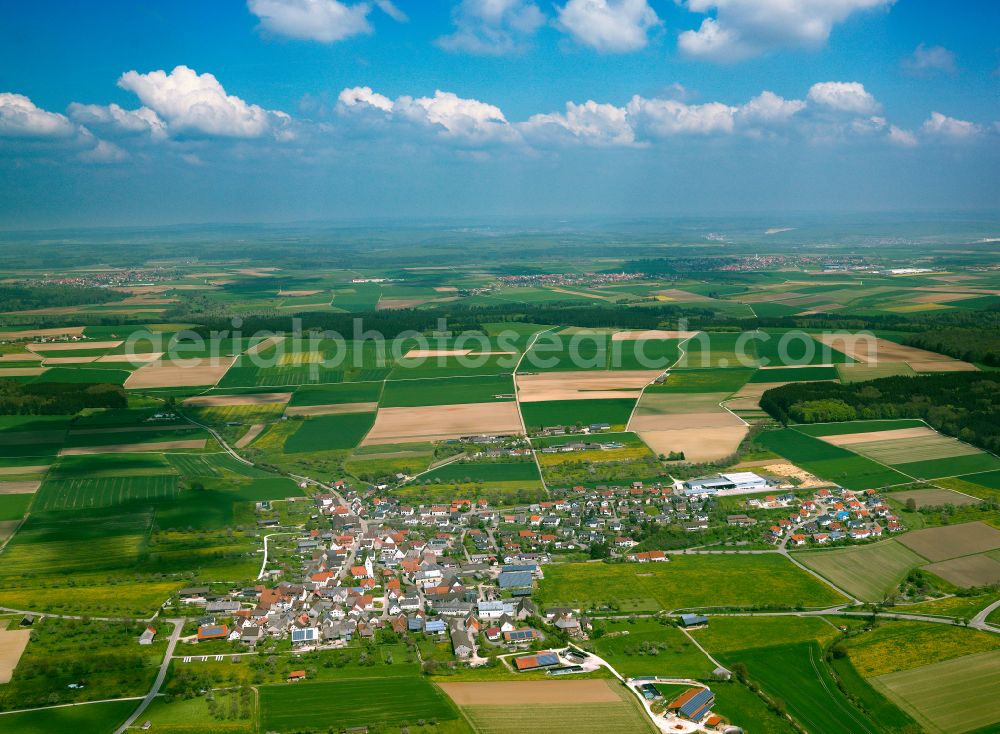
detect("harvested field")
[548,287,615,300]
[95,352,164,364]
[434,286,458,292]
[908,360,979,372]
[182,392,292,407]
[277,289,320,296]
[610,329,699,340]
[0,367,46,377]
[907,292,982,304]
[793,540,926,602]
[0,326,85,339]
[870,649,1000,734]
[0,481,40,494]
[896,522,1000,562]
[630,410,744,431]
[245,335,285,355]
[403,348,475,358]
[0,466,48,476]
[28,340,122,352]
[650,288,707,301]
[234,424,265,448]
[924,555,1000,587]
[0,352,41,362]
[284,402,378,416]
[0,629,31,684]
[439,680,620,705]
[124,356,236,388]
[639,426,748,462]
[890,488,981,508]
[814,334,975,370]
[60,439,207,455]
[40,356,99,365]
[363,402,522,445]
[378,297,430,309]
[516,370,659,402]
[725,381,787,411]
[68,425,196,436]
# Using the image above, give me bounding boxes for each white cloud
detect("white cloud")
[0,93,75,137]
[68,102,167,139]
[521,100,636,146]
[247,0,373,43]
[117,65,288,138]
[679,0,895,62]
[556,0,661,53]
[737,90,806,124]
[888,125,917,147]
[902,44,957,75]
[626,96,736,136]
[374,0,406,22]
[921,111,980,141]
[78,139,129,163]
[337,86,517,144]
[437,0,545,55]
[807,81,878,114]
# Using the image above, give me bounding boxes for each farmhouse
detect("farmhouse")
[138,627,156,645]
[679,614,709,628]
[668,686,716,724]
[197,624,229,641]
[513,651,560,671]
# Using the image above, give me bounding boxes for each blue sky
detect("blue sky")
[0,0,998,227]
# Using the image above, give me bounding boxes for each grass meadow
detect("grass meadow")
[791,540,927,602]
[519,399,636,430]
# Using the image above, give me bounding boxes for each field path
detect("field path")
[971,598,1000,631]
[113,618,183,734]
[513,326,559,494]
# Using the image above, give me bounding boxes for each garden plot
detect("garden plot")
[516,370,659,402]
[870,650,1000,734]
[125,356,236,388]
[896,521,1000,562]
[362,402,522,444]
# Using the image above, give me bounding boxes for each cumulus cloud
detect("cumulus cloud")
[68,102,167,139]
[437,0,546,55]
[338,86,517,144]
[78,139,129,163]
[888,125,917,147]
[737,90,806,124]
[921,111,980,141]
[902,44,957,75]
[807,81,879,115]
[626,96,736,136]
[0,93,76,137]
[117,66,289,138]
[679,0,895,62]
[521,100,636,146]
[556,0,661,53]
[247,0,373,42]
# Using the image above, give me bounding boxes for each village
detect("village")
[158,466,906,734]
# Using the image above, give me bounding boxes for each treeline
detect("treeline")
[760,372,1000,453]
[0,380,126,415]
[0,284,119,312]
[905,327,1000,367]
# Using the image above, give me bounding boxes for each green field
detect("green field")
[647,368,755,393]
[792,540,928,602]
[896,452,1000,479]
[692,616,839,655]
[719,642,879,734]
[421,460,541,484]
[756,429,911,489]
[837,362,916,383]
[749,366,840,382]
[537,555,846,612]
[0,700,136,733]
[589,619,714,678]
[754,330,854,366]
[0,493,32,520]
[282,412,376,452]
[520,399,636,430]
[381,374,515,407]
[33,474,180,512]
[869,650,1000,734]
[458,688,654,734]
[259,677,459,731]
[287,381,382,406]
[389,353,515,379]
